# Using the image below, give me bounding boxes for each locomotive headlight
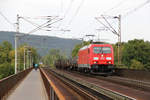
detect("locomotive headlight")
[94,61,98,64]
[106,57,111,60]
[93,57,99,60]
[107,61,111,64]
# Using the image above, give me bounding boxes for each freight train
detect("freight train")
[55,43,115,75]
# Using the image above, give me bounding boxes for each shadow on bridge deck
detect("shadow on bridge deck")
[7,69,48,100]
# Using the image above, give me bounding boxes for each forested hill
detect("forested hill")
[0,31,81,56]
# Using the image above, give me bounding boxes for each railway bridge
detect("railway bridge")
[0,67,150,100]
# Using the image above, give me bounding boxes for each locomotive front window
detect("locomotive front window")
[93,47,102,54]
[93,47,111,54]
[102,47,111,53]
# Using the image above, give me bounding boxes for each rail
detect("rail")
[0,68,32,99]
[50,68,136,100]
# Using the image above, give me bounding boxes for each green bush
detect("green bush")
[130,59,144,70]
[0,63,14,79]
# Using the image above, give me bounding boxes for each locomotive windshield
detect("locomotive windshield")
[93,47,111,54]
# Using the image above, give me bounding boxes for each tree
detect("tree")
[0,42,39,79]
[72,41,90,57]
[122,39,150,70]
[42,49,66,67]
[0,41,12,63]
[0,41,14,79]
[0,63,14,79]
[16,44,39,71]
[130,59,144,70]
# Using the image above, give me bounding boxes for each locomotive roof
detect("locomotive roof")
[79,44,112,51]
[79,45,89,51]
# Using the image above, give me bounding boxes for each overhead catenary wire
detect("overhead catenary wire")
[64,0,74,18]
[95,17,118,36]
[57,0,86,35]
[123,0,150,17]
[57,0,74,29]
[14,15,61,34]
[21,17,48,32]
[87,0,125,36]
[68,0,85,25]
[96,0,150,36]
[60,0,85,34]
[27,21,51,34]
[102,0,127,15]
[99,0,150,19]
[21,17,40,27]
[101,15,119,36]
[0,11,15,27]
[27,18,63,34]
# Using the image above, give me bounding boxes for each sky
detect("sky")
[0,0,150,43]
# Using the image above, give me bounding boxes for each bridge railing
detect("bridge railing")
[0,68,32,99]
[115,68,150,81]
[40,68,60,100]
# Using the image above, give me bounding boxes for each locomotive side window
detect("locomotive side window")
[93,47,111,54]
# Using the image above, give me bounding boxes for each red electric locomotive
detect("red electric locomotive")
[78,43,114,74]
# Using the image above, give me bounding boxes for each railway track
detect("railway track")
[94,75,150,92]
[71,71,150,92]
[44,67,137,100]
[49,68,150,100]
[41,67,112,100]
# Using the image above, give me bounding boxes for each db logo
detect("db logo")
[100,57,104,60]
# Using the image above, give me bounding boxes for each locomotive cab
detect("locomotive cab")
[91,46,114,73]
[78,43,114,75]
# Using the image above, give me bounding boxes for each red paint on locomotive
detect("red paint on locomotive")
[78,44,114,72]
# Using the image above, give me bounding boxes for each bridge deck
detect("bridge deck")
[7,69,48,100]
